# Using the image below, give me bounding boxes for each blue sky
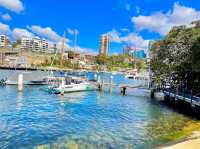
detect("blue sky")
[0,0,200,55]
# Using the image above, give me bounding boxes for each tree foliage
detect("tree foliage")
[12,39,21,48]
[150,21,200,92]
[67,50,75,59]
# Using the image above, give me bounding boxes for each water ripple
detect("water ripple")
[0,71,193,149]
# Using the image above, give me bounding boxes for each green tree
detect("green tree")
[67,50,75,59]
[136,59,146,71]
[95,54,109,65]
[12,39,21,49]
[150,20,200,91]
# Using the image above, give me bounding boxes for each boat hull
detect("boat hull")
[46,83,95,94]
[5,81,47,85]
[62,83,94,93]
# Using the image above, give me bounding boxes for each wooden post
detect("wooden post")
[109,75,113,93]
[101,79,104,91]
[121,86,126,96]
[98,79,104,91]
[97,75,101,84]
[60,77,65,95]
[18,74,23,92]
[150,89,155,99]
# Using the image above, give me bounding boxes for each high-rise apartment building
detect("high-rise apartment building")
[131,49,146,59]
[21,37,33,50]
[0,34,9,48]
[99,34,110,55]
[123,45,132,55]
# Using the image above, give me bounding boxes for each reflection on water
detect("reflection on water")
[59,92,88,105]
[0,70,195,149]
[16,92,23,110]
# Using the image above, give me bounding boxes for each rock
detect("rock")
[37,145,48,149]
[66,141,79,149]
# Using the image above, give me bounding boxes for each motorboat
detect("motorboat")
[125,69,138,79]
[45,76,95,94]
[125,73,136,79]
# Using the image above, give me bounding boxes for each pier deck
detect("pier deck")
[163,88,200,107]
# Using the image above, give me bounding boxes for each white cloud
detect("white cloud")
[53,41,96,55]
[121,33,149,49]
[12,28,34,39]
[1,13,11,21]
[0,22,11,34]
[108,29,149,49]
[67,28,74,35]
[109,29,122,43]
[29,25,64,42]
[120,28,129,32]
[0,0,24,13]
[67,28,79,35]
[75,46,97,55]
[132,3,200,35]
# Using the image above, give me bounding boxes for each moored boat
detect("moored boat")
[125,73,136,79]
[45,76,96,94]
[4,71,48,85]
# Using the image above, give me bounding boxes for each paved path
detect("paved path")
[162,138,200,149]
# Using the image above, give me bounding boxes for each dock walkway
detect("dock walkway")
[163,88,200,107]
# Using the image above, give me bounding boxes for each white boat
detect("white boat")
[125,69,138,79]
[46,76,95,94]
[5,71,48,85]
[111,71,118,75]
[125,74,135,79]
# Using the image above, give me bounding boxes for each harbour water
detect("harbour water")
[0,70,194,149]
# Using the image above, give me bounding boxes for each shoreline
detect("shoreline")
[0,66,95,72]
[158,121,200,149]
[161,137,200,149]
[0,66,125,74]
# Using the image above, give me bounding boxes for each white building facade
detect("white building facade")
[21,37,49,53]
[0,34,9,48]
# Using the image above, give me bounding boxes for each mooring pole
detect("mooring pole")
[94,74,97,81]
[121,87,126,96]
[101,79,104,91]
[97,75,101,84]
[109,75,113,93]
[18,74,23,92]
[60,78,65,95]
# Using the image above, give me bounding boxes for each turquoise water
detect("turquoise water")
[0,70,190,149]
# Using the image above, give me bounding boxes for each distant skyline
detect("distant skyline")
[0,0,200,55]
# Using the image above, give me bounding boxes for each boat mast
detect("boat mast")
[60,31,66,67]
[73,29,78,51]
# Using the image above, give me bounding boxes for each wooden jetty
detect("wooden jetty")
[96,77,148,95]
[163,88,200,107]
[151,86,200,115]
